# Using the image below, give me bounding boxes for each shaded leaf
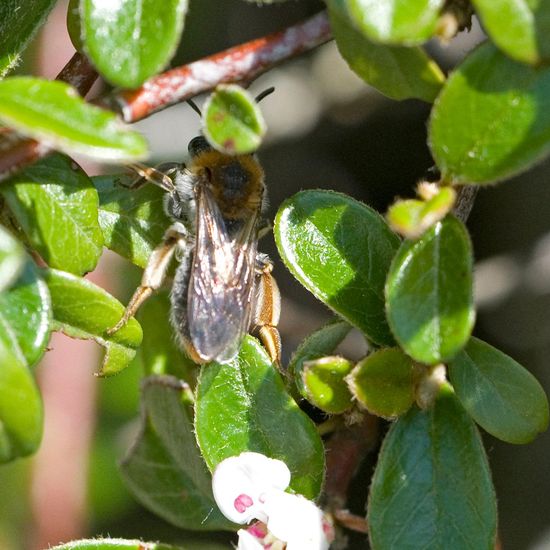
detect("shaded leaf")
[0,225,25,293]
[0,0,56,77]
[472,0,550,65]
[275,190,400,346]
[195,336,324,500]
[448,337,549,444]
[329,8,444,103]
[0,261,51,367]
[0,77,148,161]
[368,385,497,549]
[429,42,550,184]
[348,347,416,418]
[67,0,84,52]
[385,215,474,364]
[44,269,142,376]
[93,173,169,268]
[120,375,231,531]
[203,85,266,155]
[81,0,189,88]
[2,154,103,276]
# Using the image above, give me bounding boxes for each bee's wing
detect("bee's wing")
[187,182,258,363]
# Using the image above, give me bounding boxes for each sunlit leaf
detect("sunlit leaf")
[0,225,25,293]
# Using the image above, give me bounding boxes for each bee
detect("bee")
[108,127,281,365]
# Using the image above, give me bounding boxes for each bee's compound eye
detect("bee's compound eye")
[188,136,211,157]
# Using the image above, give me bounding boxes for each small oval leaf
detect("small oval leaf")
[429,42,550,184]
[386,215,474,364]
[348,347,416,418]
[50,539,185,550]
[3,154,104,276]
[448,337,549,444]
[368,385,497,549]
[0,224,25,293]
[203,85,266,155]
[81,0,189,88]
[93,173,169,268]
[120,376,231,531]
[327,0,445,45]
[472,0,550,65]
[329,8,445,103]
[275,190,400,346]
[195,336,325,500]
[44,269,143,376]
[0,77,148,161]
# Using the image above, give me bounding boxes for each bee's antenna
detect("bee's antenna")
[255,87,275,103]
[187,99,202,117]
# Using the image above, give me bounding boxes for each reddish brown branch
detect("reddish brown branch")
[106,11,332,122]
[0,52,98,181]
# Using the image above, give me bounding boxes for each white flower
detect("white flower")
[212,452,333,550]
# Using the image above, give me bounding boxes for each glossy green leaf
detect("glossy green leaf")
[0,261,51,367]
[0,225,25,293]
[349,347,416,418]
[0,0,57,77]
[139,291,197,383]
[472,0,550,65]
[275,190,400,346]
[0,77,148,161]
[0,327,43,463]
[327,0,445,45]
[44,269,143,376]
[203,85,267,155]
[2,154,103,276]
[386,215,474,364]
[93,174,169,268]
[448,337,549,444]
[329,8,444,103]
[120,375,231,531]
[51,539,184,550]
[368,385,497,549]
[429,42,550,184]
[387,186,456,239]
[67,0,84,52]
[81,0,189,88]
[195,336,324,500]
[300,356,354,414]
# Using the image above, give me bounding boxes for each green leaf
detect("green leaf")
[368,385,497,549]
[348,348,416,418]
[0,326,43,463]
[0,225,25,293]
[2,154,104,276]
[203,85,267,155]
[448,337,549,444]
[195,336,325,500]
[93,174,169,268]
[472,0,550,65]
[139,291,197,383]
[44,269,143,376]
[327,0,445,45]
[81,0,189,88]
[0,77,148,161]
[50,539,184,550]
[385,215,474,364]
[275,190,400,346]
[429,42,550,184]
[300,356,354,414]
[387,186,456,239]
[67,0,84,52]
[0,0,57,78]
[329,8,445,103]
[120,375,231,531]
[0,261,51,367]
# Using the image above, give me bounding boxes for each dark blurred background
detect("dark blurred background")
[1,1,550,549]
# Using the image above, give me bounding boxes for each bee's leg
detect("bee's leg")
[252,254,282,364]
[124,162,182,191]
[107,225,188,335]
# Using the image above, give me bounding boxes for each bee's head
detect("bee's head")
[188,135,212,158]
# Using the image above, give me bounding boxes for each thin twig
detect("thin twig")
[452,185,479,223]
[104,10,332,122]
[0,52,98,181]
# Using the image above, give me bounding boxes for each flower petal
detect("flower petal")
[237,528,266,550]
